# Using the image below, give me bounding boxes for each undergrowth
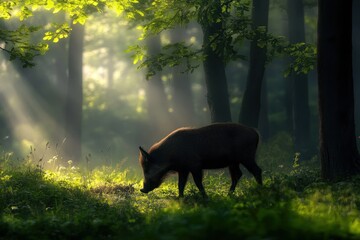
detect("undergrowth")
[0,135,359,239]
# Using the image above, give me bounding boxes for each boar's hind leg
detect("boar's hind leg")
[191,169,207,197]
[178,171,189,197]
[229,165,243,193]
[243,161,262,185]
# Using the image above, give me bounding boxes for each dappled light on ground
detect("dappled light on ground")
[1,153,360,239]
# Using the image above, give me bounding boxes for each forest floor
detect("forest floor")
[1,135,360,239]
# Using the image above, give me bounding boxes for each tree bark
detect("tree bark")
[63,22,85,162]
[318,0,360,179]
[284,65,294,134]
[287,0,311,156]
[353,0,360,149]
[259,75,269,141]
[239,0,269,128]
[200,0,232,123]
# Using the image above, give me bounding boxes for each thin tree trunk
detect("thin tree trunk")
[64,22,85,162]
[259,75,269,141]
[51,36,68,145]
[170,27,195,127]
[145,35,173,137]
[54,40,68,101]
[107,47,115,89]
[287,0,311,157]
[284,64,294,134]
[54,13,68,103]
[239,0,269,128]
[318,0,360,179]
[200,0,231,123]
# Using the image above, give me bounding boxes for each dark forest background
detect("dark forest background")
[0,0,359,178]
[1,1,360,239]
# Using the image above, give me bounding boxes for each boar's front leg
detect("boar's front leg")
[191,169,207,198]
[178,170,189,197]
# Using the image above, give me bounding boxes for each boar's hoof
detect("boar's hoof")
[140,188,149,194]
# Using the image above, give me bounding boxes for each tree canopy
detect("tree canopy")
[126,0,316,78]
[0,0,138,66]
[0,0,316,75]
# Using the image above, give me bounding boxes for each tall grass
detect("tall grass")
[0,135,359,239]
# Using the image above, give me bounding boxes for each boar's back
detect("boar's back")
[148,123,259,169]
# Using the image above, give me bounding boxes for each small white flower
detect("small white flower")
[59,166,66,171]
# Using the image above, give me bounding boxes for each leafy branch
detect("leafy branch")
[0,0,142,66]
[129,42,204,79]
[127,0,316,78]
[0,25,48,67]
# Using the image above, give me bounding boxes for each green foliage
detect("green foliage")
[129,0,253,76]
[283,42,317,77]
[42,23,71,43]
[133,42,203,79]
[0,0,141,66]
[0,25,48,67]
[128,0,316,78]
[0,0,316,73]
[1,146,360,239]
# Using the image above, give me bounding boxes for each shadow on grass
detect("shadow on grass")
[1,167,359,240]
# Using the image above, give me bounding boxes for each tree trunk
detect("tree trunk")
[284,64,294,134]
[54,39,68,102]
[200,0,231,123]
[107,47,115,89]
[287,0,311,157]
[170,27,195,127]
[318,0,360,179]
[239,0,269,128]
[63,22,85,162]
[353,0,360,149]
[145,35,173,137]
[53,27,68,132]
[54,13,68,105]
[259,75,269,141]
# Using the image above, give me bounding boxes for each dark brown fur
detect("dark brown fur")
[139,123,262,197]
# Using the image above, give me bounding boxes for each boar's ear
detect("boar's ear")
[139,146,151,162]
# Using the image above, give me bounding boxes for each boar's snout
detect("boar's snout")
[140,179,161,194]
[140,188,149,194]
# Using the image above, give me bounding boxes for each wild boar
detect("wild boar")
[139,123,262,197]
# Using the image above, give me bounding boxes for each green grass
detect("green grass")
[1,136,360,239]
